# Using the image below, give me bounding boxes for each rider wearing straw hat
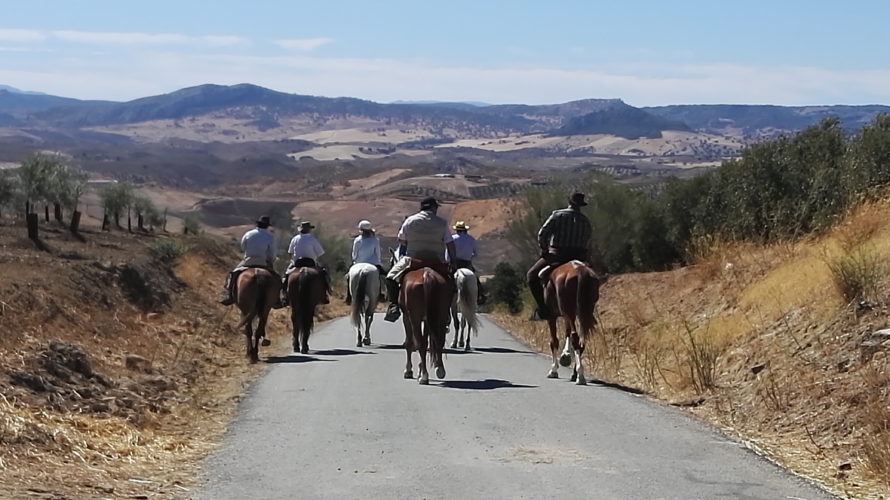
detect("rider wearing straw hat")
[448,220,486,305]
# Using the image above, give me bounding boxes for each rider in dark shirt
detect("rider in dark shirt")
[526,192,592,321]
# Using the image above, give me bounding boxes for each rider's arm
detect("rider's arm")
[266,235,277,265]
[446,241,457,269]
[352,237,360,264]
[538,212,557,252]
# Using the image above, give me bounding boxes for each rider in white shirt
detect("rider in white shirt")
[345,220,385,305]
[447,221,486,305]
[220,215,278,306]
[282,221,330,305]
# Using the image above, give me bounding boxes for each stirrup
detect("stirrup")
[219,295,235,306]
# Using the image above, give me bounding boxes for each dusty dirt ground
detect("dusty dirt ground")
[0,216,346,499]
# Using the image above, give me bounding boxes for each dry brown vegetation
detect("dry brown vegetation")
[493,196,890,499]
[0,217,345,499]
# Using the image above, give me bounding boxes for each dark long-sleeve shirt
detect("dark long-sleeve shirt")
[537,206,592,250]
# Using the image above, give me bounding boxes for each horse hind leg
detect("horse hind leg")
[560,317,574,368]
[244,321,258,364]
[571,331,587,386]
[363,312,372,345]
[462,318,471,351]
[547,319,560,378]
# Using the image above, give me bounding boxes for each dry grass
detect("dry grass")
[490,194,890,499]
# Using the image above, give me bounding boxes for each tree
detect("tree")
[131,196,157,232]
[0,172,18,219]
[183,213,202,235]
[100,182,134,229]
[487,262,524,314]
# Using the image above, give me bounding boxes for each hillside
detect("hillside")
[495,196,890,499]
[0,218,337,498]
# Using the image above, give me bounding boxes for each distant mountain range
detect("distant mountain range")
[1,83,889,144]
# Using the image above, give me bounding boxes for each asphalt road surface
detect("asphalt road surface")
[197,314,836,500]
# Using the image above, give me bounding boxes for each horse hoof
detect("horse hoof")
[435,366,446,379]
[458,340,464,348]
[570,373,577,382]
[404,371,414,379]
[450,342,457,349]
[547,372,559,379]
[559,354,572,367]
[300,346,309,355]
[418,377,429,385]
[363,337,371,346]
[356,341,363,348]
[261,339,271,347]
[576,377,587,386]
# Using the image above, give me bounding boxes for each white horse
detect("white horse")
[450,268,479,351]
[348,263,381,347]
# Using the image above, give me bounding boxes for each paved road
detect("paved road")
[197,314,836,500]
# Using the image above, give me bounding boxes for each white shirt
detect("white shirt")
[352,235,382,265]
[288,233,325,261]
[448,232,478,262]
[398,210,451,261]
[241,228,277,263]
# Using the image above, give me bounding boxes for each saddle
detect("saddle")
[538,259,586,283]
[404,258,452,283]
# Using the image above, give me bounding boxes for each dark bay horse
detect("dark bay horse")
[543,260,601,385]
[288,267,325,354]
[236,268,280,363]
[400,261,452,384]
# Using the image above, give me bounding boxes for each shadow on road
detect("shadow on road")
[312,348,374,356]
[472,346,534,355]
[438,379,537,390]
[264,355,331,364]
[376,344,406,350]
[586,377,646,395]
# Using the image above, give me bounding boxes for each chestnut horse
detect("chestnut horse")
[235,268,280,363]
[287,267,325,354]
[400,262,452,384]
[543,260,600,385]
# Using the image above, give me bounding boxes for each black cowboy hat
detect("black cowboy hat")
[256,215,271,228]
[300,220,316,230]
[569,192,588,207]
[420,196,440,209]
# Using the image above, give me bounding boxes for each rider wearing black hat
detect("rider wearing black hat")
[526,192,593,321]
[384,197,457,321]
[220,215,279,306]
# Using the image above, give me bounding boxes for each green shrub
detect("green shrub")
[826,246,887,303]
[150,239,191,263]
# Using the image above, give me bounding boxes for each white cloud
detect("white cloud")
[274,38,333,52]
[50,30,249,47]
[0,28,45,42]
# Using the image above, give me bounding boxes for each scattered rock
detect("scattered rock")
[751,363,766,375]
[10,371,51,392]
[124,354,153,373]
[838,461,853,471]
[860,328,890,362]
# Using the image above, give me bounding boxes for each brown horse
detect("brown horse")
[543,260,600,385]
[235,268,280,363]
[287,267,325,354]
[401,263,452,384]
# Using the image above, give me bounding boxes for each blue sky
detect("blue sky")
[2,0,889,106]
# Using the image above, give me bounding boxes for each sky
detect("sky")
[2,0,890,107]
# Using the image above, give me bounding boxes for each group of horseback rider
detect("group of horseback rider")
[220,191,593,323]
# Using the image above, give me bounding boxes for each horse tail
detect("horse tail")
[350,267,367,329]
[576,266,598,340]
[424,269,446,364]
[298,270,316,335]
[458,270,480,335]
[236,270,264,329]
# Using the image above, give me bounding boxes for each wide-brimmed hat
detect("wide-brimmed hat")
[420,196,440,209]
[569,192,588,207]
[299,221,316,230]
[357,220,373,231]
[453,221,470,231]
[256,215,271,228]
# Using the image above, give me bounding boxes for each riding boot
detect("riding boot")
[528,280,551,321]
[219,271,236,306]
[477,278,487,306]
[384,278,401,322]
